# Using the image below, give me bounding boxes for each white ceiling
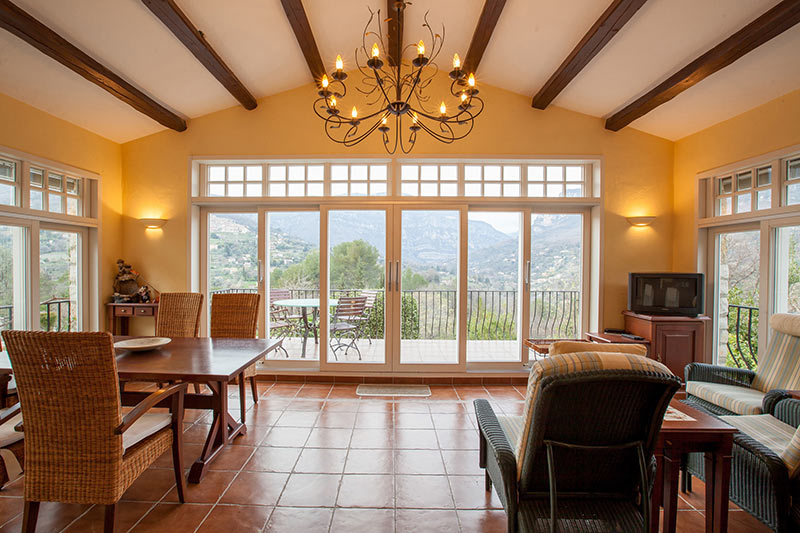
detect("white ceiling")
[0,0,797,143]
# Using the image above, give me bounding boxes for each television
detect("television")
[628,273,704,317]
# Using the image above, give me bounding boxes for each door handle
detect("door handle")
[525,260,530,287]
[395,261,401,292]
[258,259,264,283]
[387,262,392,292]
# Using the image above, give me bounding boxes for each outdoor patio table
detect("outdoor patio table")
[0,336,282,484]
[273,298,338,357]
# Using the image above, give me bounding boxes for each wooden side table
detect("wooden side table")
[105,302,159,335]
[585,331,651,357]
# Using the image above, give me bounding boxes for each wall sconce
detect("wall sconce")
[626,216,655,227]
[140,218,167,229]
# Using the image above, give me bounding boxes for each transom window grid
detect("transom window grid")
[715,165,772,216]
[0,155,88,219]
[0,158,16,207]
[786,157,800,206]
[199,160,595,200]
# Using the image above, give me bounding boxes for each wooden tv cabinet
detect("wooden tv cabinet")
[622,311,710,380]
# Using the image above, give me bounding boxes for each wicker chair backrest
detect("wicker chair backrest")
[156,292,203,338]
[1,330,124,503]
[210,292,260,338]
[518,369,679,496]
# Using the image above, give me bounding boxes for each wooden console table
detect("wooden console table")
[623,311,710,378]
[106,302,159,335]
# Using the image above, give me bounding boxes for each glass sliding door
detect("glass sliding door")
[0,222,28,333]
[399,209,460,365]
[266,211,320,360]
[39,228,82,331]
[529,213,583,340]
[325,209,388,366]
[774,224,800,314]
[467,211,521,362]
[715,229,760,367]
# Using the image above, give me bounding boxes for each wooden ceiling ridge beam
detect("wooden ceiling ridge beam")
[0,0,186,132]
[605,0,800,132]
[386,0,403,68]
[141,0,257,110]
[532,0,648,110]
[280,0,325,86]
[462,0,507,75]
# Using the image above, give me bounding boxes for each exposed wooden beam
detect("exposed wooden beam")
[141,0,257,110]
[280,0,325,86]
[462,0,507,75]
[0,0,186,131]
[532,0,648,110]
[386,0,404,68]
[605,0,800,131]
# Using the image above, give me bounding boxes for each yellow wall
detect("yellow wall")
[121,80,675,329]
[673,88,800,271]
[0,93,123,329]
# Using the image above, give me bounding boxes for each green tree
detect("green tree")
[401,268,428,290]
[330,240,383,290]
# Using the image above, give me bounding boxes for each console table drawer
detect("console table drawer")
[114,306,133,317]
[135,307,154,317]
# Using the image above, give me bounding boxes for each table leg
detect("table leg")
[650,448,664,533]
[300,308,309,358]
[188,379,247,483]
[705,440,732,533]
[662,448,681,533]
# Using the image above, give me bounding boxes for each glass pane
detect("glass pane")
[503,166,520,181]
[420,165,437,180]
[228,166,244,181]
[718,176,732,194]
[209,183,225,197]
[420,183,437,196]
[246,183,263,197]
[48,174,63,192]
[30,168,43,187]
[440,165,457,180]
[65,177,79,195]
[736,193,751,213]
[464,165,481,181]
[370,165,387,181]
[307,165,324,181]
[546,184,563,197]
[565,166,583,182]
[208,166,225,181]
[716,230,759,367]
[718,197,732,215]
[440,183,457,196]
[49,194,63,213]
[465,183,481,197]
[566,183,583,197]
[546,166,563,182]
[370,182,387,196]
[246,166,263,181]
[528,183,544,197]
[269,183,286,197]
[530,214,582,340]
[788,159,800,181]
[757,167,771,187]
[528,166,544,181]
[30,189,43,210]
[484,183,501,196]
[736,171,752,191]
[757,189,771,210]
[788,183,800,206]
[350,165,368,181]
[331,183,347,196]
[400,210,459,365]
[401,165,418,181]
[401,182,419,196]
[288,166,305,181]
[267,211,320,360]
[66,197,79,216]
[350,182,367,196]
[0,160,13,182]
[484,165,501,181]
[39,229,80,331]
[327,210,386,364]
[307,183,323,196]
[0,183,14,206]
[269,165,286,181]
[503,183,520,197]
[331,165,348,181]
[228,183,244,197]
[288,183,305,197]
[208,213,258,295]
[775,225,800,314]
[0,224,27,332]
[468,212,520,362]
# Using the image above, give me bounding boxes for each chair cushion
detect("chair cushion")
[0,414,23,448]
[549,341,647,357]
[497,415,523,454]
[516,351,672,479]
[720,413,800,477]
[122,413,172,451]
[685,381,764,415]
[751,314,800,392]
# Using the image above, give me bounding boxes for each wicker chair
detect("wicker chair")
[475,351,679,532]
[684,313,800,417]
[0,330,187,533]
[155,292,204,338]
[210,292,261,411]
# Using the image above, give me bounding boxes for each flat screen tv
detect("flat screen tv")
[628,273,704,317]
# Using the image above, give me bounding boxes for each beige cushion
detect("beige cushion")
[548,341,647,357]
[685,381,764,415]
[0,414,23,448]
[122,413,171,450]
[751,314,800,392]
[516,351,673,479]
[771,313,800,337]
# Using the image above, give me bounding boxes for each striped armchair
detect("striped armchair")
[684,313,800,416]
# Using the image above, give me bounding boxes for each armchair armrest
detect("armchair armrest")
[474,399,519,527]
[0,402,20,426]
[115,382,187,435]
[685,362,756,387]
[764,390,793,415]
[773,398,800,428]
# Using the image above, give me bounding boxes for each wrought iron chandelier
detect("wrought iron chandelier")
[313,1,484,154]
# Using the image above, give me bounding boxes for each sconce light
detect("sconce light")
[626,216,655,227]
[140,218,167,229]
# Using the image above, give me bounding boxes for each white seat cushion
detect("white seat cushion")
[0,414,23,448]
[122,413,171,450]
[685,381,765,415]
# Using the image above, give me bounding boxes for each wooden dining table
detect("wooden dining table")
[0,335,282,484]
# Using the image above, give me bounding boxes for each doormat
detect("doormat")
[356,384,431,397]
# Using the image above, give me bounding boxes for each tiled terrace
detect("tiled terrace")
[0,383,770,532]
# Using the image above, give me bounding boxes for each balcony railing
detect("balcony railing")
[727,303,758,369]
[216,288,581,340]
[0,298,74,332]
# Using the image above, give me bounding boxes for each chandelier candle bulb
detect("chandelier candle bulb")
[351,107,358,119]
[372,43,380,58]
[468,74,476,87]
[335,55,343,71]
[330,97,336,108]
[440,102,447,116]
[453,53,460,69]
[321,75,329,88]
[417,40,425,56]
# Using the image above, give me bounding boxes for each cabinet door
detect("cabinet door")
[654,324,701,378]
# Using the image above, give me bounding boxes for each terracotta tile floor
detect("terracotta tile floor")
[0,383,772,532]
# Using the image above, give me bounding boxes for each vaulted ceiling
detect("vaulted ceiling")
[0,0,798,144]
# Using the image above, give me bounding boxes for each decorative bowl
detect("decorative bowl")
[114,337,171,352]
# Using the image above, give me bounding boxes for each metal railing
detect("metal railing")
[0,298,74,332]
[727,303,759,369]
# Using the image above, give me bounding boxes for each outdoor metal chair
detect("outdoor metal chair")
[269,308,292,358]
[329,296,367,360]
